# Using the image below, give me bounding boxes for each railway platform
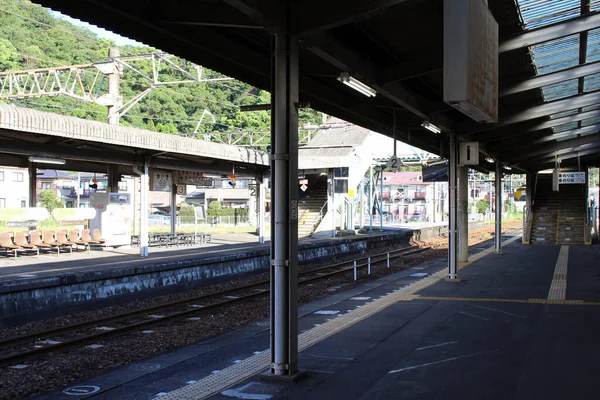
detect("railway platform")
[0,229,415,326]
[31,231,600,400]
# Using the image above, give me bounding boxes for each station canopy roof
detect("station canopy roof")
[33,0,600,173]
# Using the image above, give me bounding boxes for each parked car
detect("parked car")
[410,212,425,222]
[148,213,170,226]
[404,212,426,223]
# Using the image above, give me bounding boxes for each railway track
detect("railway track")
[0,245,429,368]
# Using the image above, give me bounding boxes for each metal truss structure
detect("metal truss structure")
[0,52,232,120]
[193,128,316,147]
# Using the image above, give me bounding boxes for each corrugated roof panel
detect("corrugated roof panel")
[517,0,581,29]
[540,78,579,100]
[582,116,600,126]
[554,121,580,132]
[584,72,600,92]
[515,0,600,141]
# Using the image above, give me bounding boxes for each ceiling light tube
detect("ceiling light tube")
[338,72,377,97]
[421,121,441,134]
[29,157,66,165]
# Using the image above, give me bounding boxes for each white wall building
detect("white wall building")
[0,167,29,208]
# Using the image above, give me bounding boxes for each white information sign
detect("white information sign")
[558,172,585,184]
[150,170,173,192]
[386,156,400,172]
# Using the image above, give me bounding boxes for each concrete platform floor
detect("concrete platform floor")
[31,232,600,400]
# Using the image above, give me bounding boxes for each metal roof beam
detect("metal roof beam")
[461,90,600,134]
[501,91,600,126]
[305,33,453,132]
[535,147,600,164]
[378,62,440,84]
[291,0,412,36]
[462,109,600,142]
[519,146,600,169]
[500,60,600,97]
[502,133,600,163]
[499,12,600,53]
[489,124,600,153]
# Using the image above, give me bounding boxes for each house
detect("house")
[0,166,29,208]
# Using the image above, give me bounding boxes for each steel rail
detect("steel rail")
[0,245,429,368]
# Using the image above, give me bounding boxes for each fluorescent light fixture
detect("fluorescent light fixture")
[485,157,494,163]
[503,165,512,170]
[421,121,441,134]
[337,72,377,97]
[29,157,66,165]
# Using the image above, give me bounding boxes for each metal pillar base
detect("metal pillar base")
[444,276,468,283]
[260,370,307,382]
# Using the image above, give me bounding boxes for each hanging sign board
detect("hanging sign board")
[459,142,479,165]
[176,170,212,186]
[558,172,585,184]
[150,170,172,192]
[443,0,498,123]
[386,156,400,172]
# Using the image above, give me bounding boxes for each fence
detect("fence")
[176,215,251,226]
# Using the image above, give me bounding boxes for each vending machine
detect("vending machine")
[89,192,132,247]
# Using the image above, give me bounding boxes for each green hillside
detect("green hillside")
[0,0,320,147]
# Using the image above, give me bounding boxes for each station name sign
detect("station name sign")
[176,170,213,187]
[558,172,585,184]
[151,170,214,191]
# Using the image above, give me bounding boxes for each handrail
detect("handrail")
[522,205,534,244]
[585,206,592,245]
[307,200,328,235]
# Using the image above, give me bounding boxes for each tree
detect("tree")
[208,200,221,211]
[39,189,64,211]
[0,39,20,71]
[476,198,489,215]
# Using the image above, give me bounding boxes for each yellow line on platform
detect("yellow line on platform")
[414,296,600,306]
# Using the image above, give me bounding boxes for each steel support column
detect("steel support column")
[28,162,36,207]
[328,169,335,236]
[140,157,150,257]
[170,183,177,235]
[258,175,266,244]
[107,47,121,126]
[448,133,458,279]
[269,32,299,377]
[457,165,469,263]
[495,162,503,253]
[107,165,119,193]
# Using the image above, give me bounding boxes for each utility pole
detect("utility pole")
[107,47,121,125]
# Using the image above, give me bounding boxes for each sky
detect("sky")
[50,10,146,47]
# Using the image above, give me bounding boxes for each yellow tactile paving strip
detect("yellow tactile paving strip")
[548,245,569,300]
[415,296,598,306]
[156,235,521,400]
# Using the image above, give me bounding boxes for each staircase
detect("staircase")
[298,174,328,237]
[530,174,587,245]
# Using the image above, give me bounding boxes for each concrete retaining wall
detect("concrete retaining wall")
[1,231,411,326]
[411,221,486,241]
[1,222,486,326]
